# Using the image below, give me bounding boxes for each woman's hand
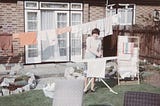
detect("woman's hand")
[96,52,102,57]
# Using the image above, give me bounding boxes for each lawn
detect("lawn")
[0,82,160,106]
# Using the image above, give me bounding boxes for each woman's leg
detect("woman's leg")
[84,77,88,92]
[91,78,95,91]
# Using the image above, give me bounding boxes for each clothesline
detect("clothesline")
[12,15,119,46]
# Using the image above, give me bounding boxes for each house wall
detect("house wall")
[136,5,160,26]
[89,6,106,21]
[1,1,159,64]
[0,1,106,63]
[115,5,160,64]
[83,4,106,22]
[0,1,24,34]
[0,1,24,58]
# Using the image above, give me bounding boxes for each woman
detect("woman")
[84,28,103,93]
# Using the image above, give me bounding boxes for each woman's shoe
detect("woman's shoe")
[84,89,89,94]
[90,89,95,92]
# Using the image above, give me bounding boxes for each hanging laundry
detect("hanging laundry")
[0,33,13,54]
[112,14,120,25]
[71,17,113,38]
[13,32,37,46]
[38,30,46,40]
[105,16,113,36]
[38,29,60,61]
[72,24,83,34]
[39,29,58,46]
[56,27,72,35]
[123,42,134,54]
[46,30,58,45]
[96,18,106,38]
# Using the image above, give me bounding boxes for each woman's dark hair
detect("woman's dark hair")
[92,28,100,35]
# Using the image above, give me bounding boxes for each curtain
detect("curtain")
[41,10,55,30]
[41,11,60,61]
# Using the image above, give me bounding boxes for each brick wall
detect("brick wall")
[83,3,89,23]
[89,6,106,21]
[0,1,24,34]
[83,4,106,22]
[135,5,160,25]
[0,1,24,57]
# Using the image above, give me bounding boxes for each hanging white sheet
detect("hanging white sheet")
[71,17,113,37]
[38,30,60,61]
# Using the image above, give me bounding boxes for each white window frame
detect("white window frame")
[25,10,41,64]
[25,1,39,9]
[40,2,69,10]
[71,11,83,61]
[25,10,41,32]
[71,11,82,26]
[71,3,83,10]
[24,2,83,62]
[55,11,70,61]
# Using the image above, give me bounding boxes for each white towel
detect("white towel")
[105,16,113,36]
[39,30,57,46]
[46,30,57,46]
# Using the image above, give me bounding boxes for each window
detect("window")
[40,2,69,10]
[71,3,82,10]
[153,9,160,21]
[25,10,41,63]
[107,4,135,25]
[25,10,40,32]
[25,1,83,62]
[56,11,69,57]
[25,1,38,9]
[71,12,82,57]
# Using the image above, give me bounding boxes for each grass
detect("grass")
[0,82,160,106]
[0,90,52,106]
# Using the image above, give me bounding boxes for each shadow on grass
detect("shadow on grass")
[95,78,118,88]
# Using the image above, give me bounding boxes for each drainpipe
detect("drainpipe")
[106,0,108,16]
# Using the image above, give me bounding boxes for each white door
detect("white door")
[25,10,41,63]
[55,11,69,61]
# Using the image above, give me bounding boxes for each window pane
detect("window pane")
[28,45,37,48]
[28,12,37,20]
[57,13,67,28]
[41,3,68,9]
[72,39,81,48]
[26,3,37,8]
[58,40,66,47]
[56,12,68,57]
[71,3,82,10]
[71,48,81,55]
[28,22,37,31]
[118,9,126,24]
[127,9,133,24]
[28,49,38,57]
[72,13,81,26]
[57,13,67,21]
[60,49,66,56]
[41,10,54,30]
[71,33,81,56]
